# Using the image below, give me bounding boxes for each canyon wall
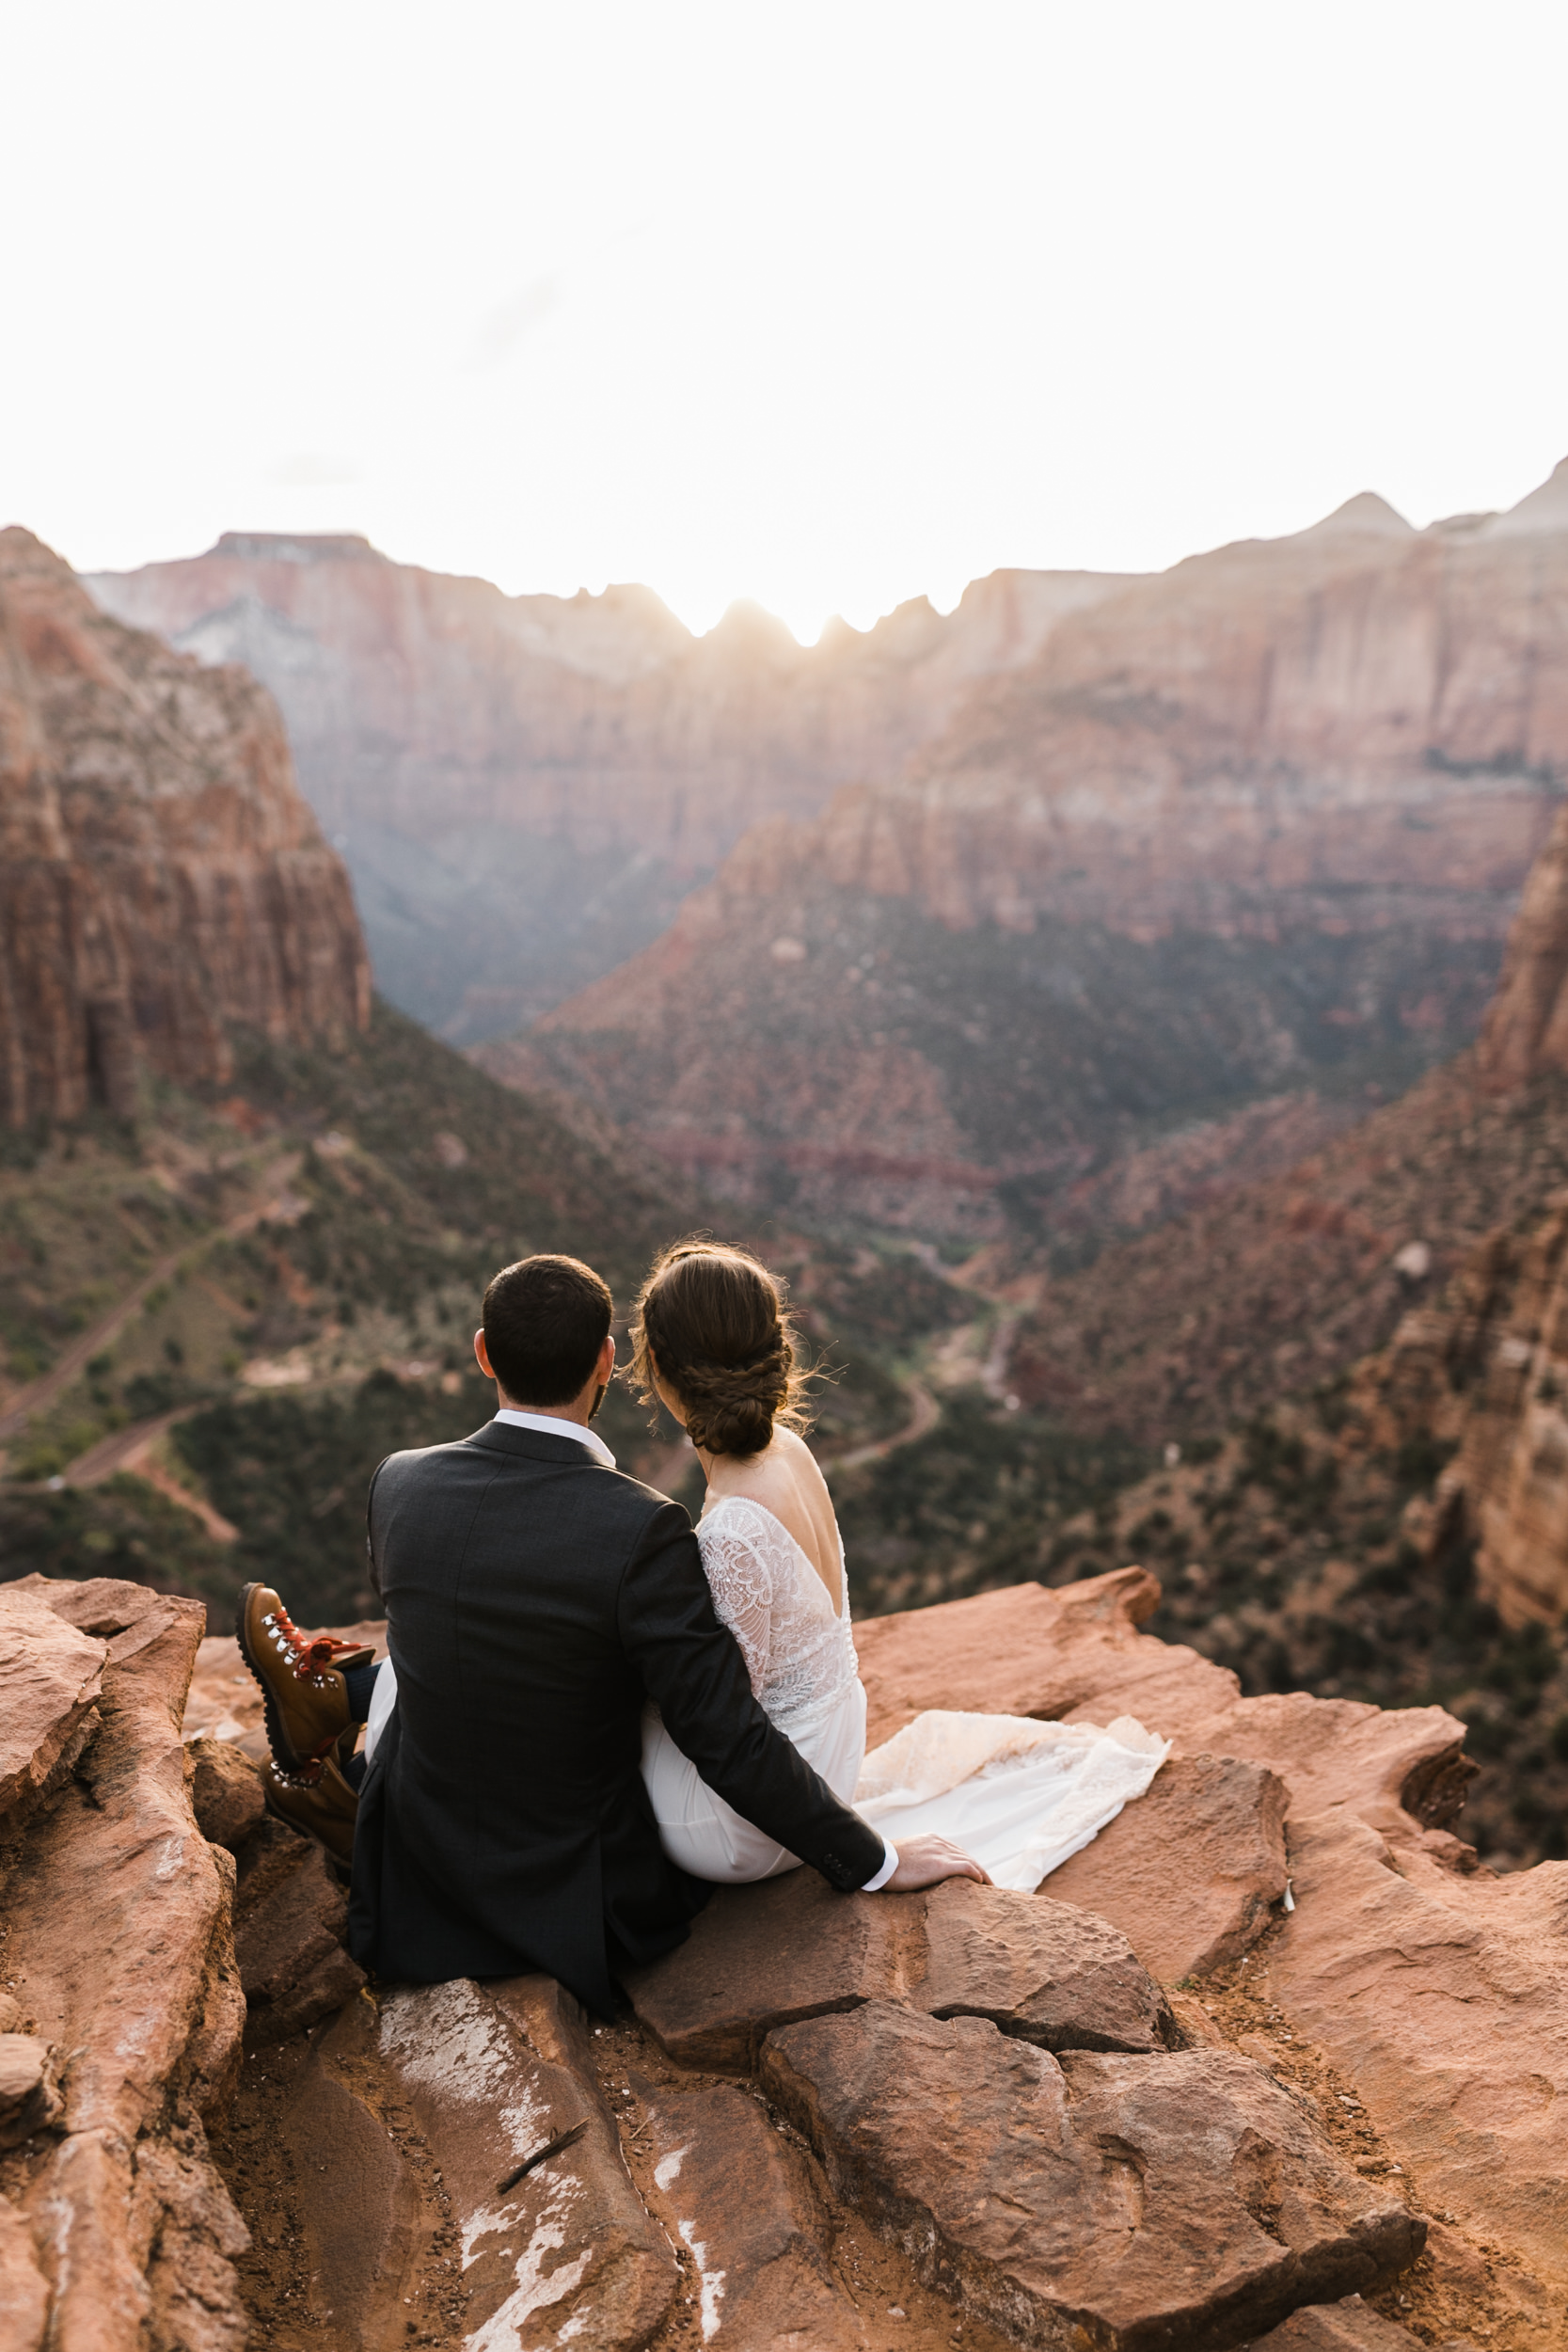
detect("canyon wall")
[1360,1197,1568,1627]
[789,477,1568,943]
[520,468,1568,1228]
[1475,799,1568,1091]
[87,537,1126,1037]
[0,529,369,1125]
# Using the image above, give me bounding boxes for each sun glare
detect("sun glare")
[2,0,1565,629]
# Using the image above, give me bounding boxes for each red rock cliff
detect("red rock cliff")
[1474,800,1568,1092]
[0,527,369,1123]
[678,479,1568,946]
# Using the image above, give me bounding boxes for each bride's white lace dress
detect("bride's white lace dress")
[647,1496,1169,1890]
[641,1494,866,1881]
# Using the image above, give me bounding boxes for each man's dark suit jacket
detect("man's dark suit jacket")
[346,1419,887,2015]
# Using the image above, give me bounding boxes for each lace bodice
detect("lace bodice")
[695,1495,860,1735]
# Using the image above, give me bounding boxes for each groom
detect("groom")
[243,1253,974,2018]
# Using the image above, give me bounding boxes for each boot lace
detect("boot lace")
[267,1601,364,1682]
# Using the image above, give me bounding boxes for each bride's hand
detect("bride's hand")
[883,1834,992,1891]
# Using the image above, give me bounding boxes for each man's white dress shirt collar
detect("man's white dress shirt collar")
[494,1407,616,1469]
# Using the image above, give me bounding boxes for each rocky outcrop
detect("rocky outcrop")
[0,527,369,1125]
[10,1562,1560,2345]
[1476,798,1568,1091]
[764,2010,1419,2351]
[1045,1752,1290,1982]
[0,1574,250,2351]
[626,1870,1180,2072]
[281,1974,677,2350]
[0,1584,104,1822]
[87,535,1127,1039]
[155,1570,1562,2344]
[1332,1187,1568,1626]
[853,1571,1568,2339]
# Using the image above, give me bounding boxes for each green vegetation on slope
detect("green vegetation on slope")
[834,1389,1152,1620]
[0,1000,951,1622]
[531,891,1500,1246]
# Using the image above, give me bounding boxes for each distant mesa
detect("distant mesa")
[210,530,385,564]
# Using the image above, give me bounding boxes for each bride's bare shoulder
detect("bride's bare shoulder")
[768,1426,816,1469]
[749,1427,831,1504]
[705,1429,827,1520]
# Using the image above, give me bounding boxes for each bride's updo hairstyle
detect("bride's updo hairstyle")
[628,1239,815,1459]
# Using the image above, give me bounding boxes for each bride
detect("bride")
[628,1240,1168,1891]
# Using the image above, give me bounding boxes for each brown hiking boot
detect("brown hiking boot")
[236,1582,375,1776]
[262,1733,360,1873]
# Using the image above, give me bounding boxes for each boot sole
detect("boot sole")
[261,1769,356,1881]
[235,1581,314,1774]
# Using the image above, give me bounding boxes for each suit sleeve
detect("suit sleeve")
[365,1458,389,1600]
[617,1502,887,1893]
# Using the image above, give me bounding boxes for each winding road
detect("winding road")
[823,1378,941,1477]
[0,1152,301,1445]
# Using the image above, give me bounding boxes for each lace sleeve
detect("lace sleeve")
[696,1516,773,1696]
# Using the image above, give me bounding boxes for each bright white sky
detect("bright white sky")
[4,1,1565,642]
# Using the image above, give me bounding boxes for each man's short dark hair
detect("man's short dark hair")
[482,1255,613,1407]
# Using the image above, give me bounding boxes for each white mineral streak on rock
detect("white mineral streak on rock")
[654,2143,689,2193]
[678,2219,726,2341]
[152,1835,186,1883]
[460,2204,515,2271]
[463,2216,591,2351]
[378,1980,549,2161]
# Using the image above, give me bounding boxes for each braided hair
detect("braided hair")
[627,1239,815,1459]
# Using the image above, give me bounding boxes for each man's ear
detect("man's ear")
[474,1328,495,1380]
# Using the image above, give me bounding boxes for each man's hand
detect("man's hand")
[884,1834,991,1891]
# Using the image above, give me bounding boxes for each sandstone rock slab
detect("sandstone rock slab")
[633,2076,871,2348]
[627,1868,1173,2072]
[232,1820,364,2045]
[1045,1751,1289,1981]
[134,2136,251,2352]
[186,1736,266,1850]
[913,1877,1179,2050]
[763,2002,1424,2352]
[1264,1808,1568,2306]
[279,2016,442,2344]
[1243,2295,1428,2349]
[3,1578,250,2352]
[8,1571,174,1641]
[0,2192,49,2352]
[287,1974,677,2350]
[0,1584,103,1829]
[5,1588,236,2140]
[854,1569,1195,1745]
[627,1868,903,2070]
[25,2128,153,2349]
[0,2035,61,2149]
